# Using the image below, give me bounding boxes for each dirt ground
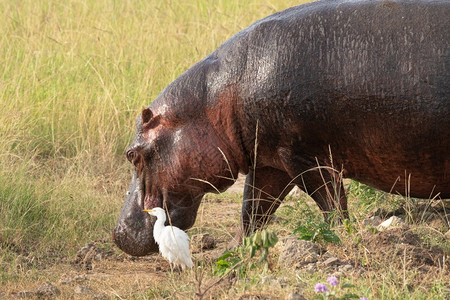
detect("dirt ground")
[3,178,247,299]
[3,176,449,299]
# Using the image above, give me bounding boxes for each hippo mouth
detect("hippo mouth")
[142,184,162,211]
[141,170,164,211]
[143,194,161,210]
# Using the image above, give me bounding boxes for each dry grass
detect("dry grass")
[0,0,302,259]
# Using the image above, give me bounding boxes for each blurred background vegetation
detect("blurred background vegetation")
[0,0,303,269]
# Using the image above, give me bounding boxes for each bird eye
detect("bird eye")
[126,191,131,196]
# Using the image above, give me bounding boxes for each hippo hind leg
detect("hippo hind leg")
[296,167,349,221]
[278,147,349,222]
[230,156,349,248]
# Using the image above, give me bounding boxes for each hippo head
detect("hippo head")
[113,100,240,256]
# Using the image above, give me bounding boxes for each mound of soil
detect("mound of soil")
[362,226,445,270]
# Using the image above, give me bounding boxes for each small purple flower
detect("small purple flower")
[314,283,329,293]
[327,275,339,286]
[360,298,368,300]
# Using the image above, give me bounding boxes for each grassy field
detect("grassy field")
[0,0,448,299]
[0,0,301,257]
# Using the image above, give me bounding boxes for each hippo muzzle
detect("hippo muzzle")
[113,168,203,256]
[113,171,159,256]
[113,213,158,256]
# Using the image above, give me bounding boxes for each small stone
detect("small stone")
[94,292,108,299]
[377,216,405,231]
[74,285,92,294]
[286,291,307,300]
[260,275,275,284]
[17,290,34,298]
[34,281,60,297]
[363,216,382,227]
[192,233,216,251]
[444,230,450,240]
[322,256,340,267]
[59,274,87,285]
[288,186,302,197]
[339,264,353,272]
[278,278,288,288]
[277,238,321,269]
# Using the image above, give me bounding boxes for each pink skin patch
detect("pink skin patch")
[144,194,160,210]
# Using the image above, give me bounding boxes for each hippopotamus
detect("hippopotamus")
[113,0,450,256]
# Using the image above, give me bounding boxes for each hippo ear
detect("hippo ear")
[141,108,162,129]
[142,108,153,125]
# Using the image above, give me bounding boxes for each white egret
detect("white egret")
[143,207,194,270]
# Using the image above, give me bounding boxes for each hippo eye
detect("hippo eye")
[126,149,137,163]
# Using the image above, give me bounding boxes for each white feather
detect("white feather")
[145,207,193,270]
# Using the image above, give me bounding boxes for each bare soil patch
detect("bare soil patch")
[362,226,446,270]
[3,187,449,299]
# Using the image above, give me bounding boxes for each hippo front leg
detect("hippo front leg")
[240,167,294,237]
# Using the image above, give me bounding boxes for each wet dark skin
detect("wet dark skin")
[113,0,450,256]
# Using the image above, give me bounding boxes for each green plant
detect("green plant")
[214,229,278,278]
[347,181,387,211]
[243,229,278,262]
[214,249,248,278]
[294,220,341,244]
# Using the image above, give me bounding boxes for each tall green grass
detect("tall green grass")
[0,0,302,160]
[0,0,304,277]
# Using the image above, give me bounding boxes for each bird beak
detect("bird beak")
[142,209,152,213]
